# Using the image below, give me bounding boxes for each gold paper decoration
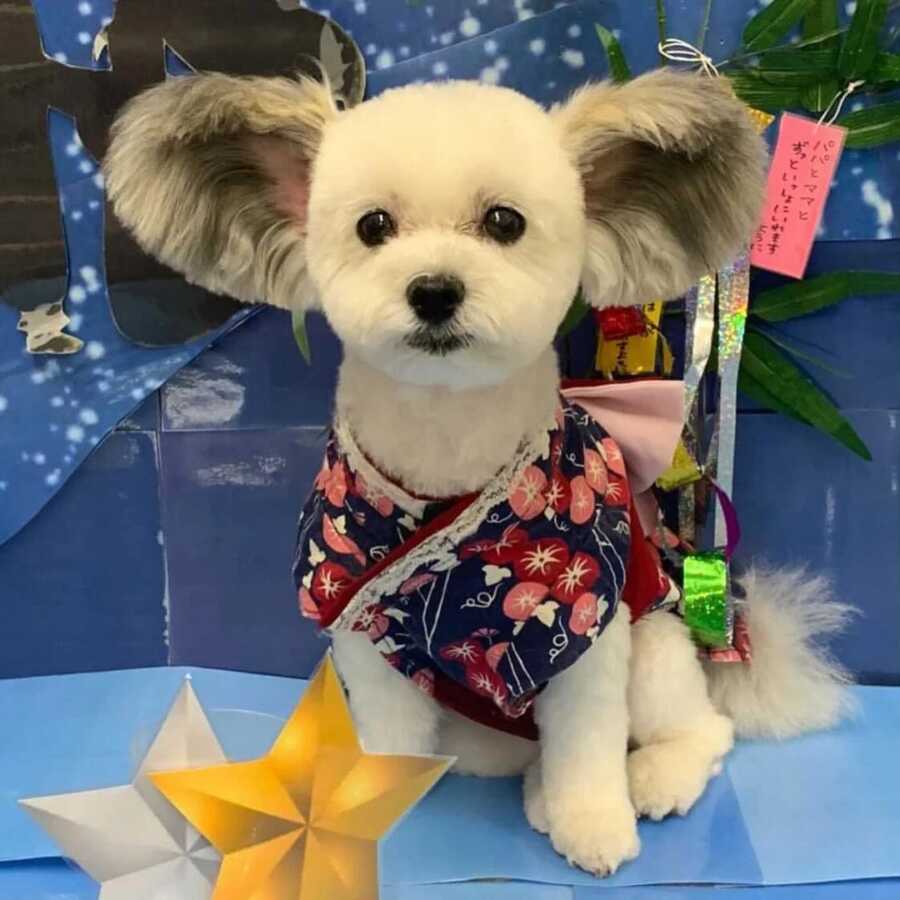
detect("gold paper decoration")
[151,656,452,900]
[746,105,776,134]
[595,300,673,378]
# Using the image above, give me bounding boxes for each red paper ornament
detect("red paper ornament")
[594,306,648,340]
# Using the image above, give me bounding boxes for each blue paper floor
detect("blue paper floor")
[1,669,898,896]
[4,869,900,900]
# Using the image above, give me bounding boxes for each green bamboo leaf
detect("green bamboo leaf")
[754,271,900,321]
[741,330,872,459]
[837,101,900,147]
[872,51,900,82]
[726,71,805,111]
[557,291,591,338]
[743,0,817,53]
[738,366,812,424]
[838,0,889,79]
[750,323,852,377]
[801,77,842,111]
[595,24,632,82]
[292,307,311,363]
[802,0,839,46]
[756,47,838,71]
[752,47,839,85]
[722,27,849,67]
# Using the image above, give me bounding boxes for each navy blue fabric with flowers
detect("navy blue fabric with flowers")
[293,401,673,732]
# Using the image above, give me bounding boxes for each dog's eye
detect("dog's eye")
[482,206,526,244]
[357,210,396,247]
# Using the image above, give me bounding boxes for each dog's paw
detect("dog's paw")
[547,803,640,876]
[523,762,549,834]
[627,741,717,820]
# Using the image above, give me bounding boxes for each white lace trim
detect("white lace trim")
[330,416,556,631]
[334,418,433,519]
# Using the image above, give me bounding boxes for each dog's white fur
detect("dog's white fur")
[704,565,856,739]
[106,71,856,876]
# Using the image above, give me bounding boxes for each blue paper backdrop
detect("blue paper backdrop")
[0,0,898,682]
[0,33,253,545]
[3,0,899,543]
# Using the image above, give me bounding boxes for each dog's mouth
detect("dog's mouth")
[404,328,474,356]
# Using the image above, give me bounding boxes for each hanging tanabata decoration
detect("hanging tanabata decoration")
[2,0,365,353]
[588,40,774,658]
[589,11,895,461]
[597,25,887,655]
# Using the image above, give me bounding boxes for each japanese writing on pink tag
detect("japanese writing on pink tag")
[750,113,846,278]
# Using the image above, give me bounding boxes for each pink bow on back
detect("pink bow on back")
[561,380,686,495]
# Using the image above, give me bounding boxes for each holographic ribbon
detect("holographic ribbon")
[682,272,717,418]
[656,272,716,538]
[709,251,750,547]
[683,551,731,648]
[664,257,748,650]
[658,97,768,655]
[681,482,742,647]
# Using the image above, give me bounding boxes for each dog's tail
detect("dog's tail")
[703,565,858,739]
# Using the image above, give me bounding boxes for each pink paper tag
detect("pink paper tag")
[750,113,846,278]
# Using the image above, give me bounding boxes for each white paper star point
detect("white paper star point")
[21,678,226,900]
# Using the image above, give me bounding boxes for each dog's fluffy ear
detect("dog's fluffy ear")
[554,70,767,308]
[104,73,337,310]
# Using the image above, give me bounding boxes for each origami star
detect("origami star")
[21,677,227,899]
[150,655,453,900]
[746,105,776,134]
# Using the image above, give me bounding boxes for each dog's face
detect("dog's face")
[105,71,766,388]
[303,83,585,387]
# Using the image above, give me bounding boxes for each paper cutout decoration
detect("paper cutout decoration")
[0,105,258,549]
[1,0,364,352]
[0,3,365,545]
[20,677,227,899]
[17,300,84,355]
[151,655,453,900]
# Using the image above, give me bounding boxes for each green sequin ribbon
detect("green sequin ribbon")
[682,550,733,648]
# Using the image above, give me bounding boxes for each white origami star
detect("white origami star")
[21,677,225,900]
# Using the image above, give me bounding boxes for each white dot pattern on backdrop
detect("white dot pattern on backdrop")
[2,0,896,549]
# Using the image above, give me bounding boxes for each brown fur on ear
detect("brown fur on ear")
[553,69,768,308]
[104,73,337,310]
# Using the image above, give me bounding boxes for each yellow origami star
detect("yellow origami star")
[746,104,776,134]
[150,656,452,900]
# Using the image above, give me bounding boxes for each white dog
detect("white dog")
[106,70,855,875]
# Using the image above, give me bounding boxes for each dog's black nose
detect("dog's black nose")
[407,274,465,325]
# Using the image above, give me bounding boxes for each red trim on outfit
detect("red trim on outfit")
[622,500,662,622]
[433,675,540,741]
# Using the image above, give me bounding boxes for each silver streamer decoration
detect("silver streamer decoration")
[678,272,717,541]
[709,251,751,547]
[682,272,717,418]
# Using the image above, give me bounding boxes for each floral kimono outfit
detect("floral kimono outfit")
[293,380,685,740]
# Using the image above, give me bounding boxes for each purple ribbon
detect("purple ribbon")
[710,480,742,561]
